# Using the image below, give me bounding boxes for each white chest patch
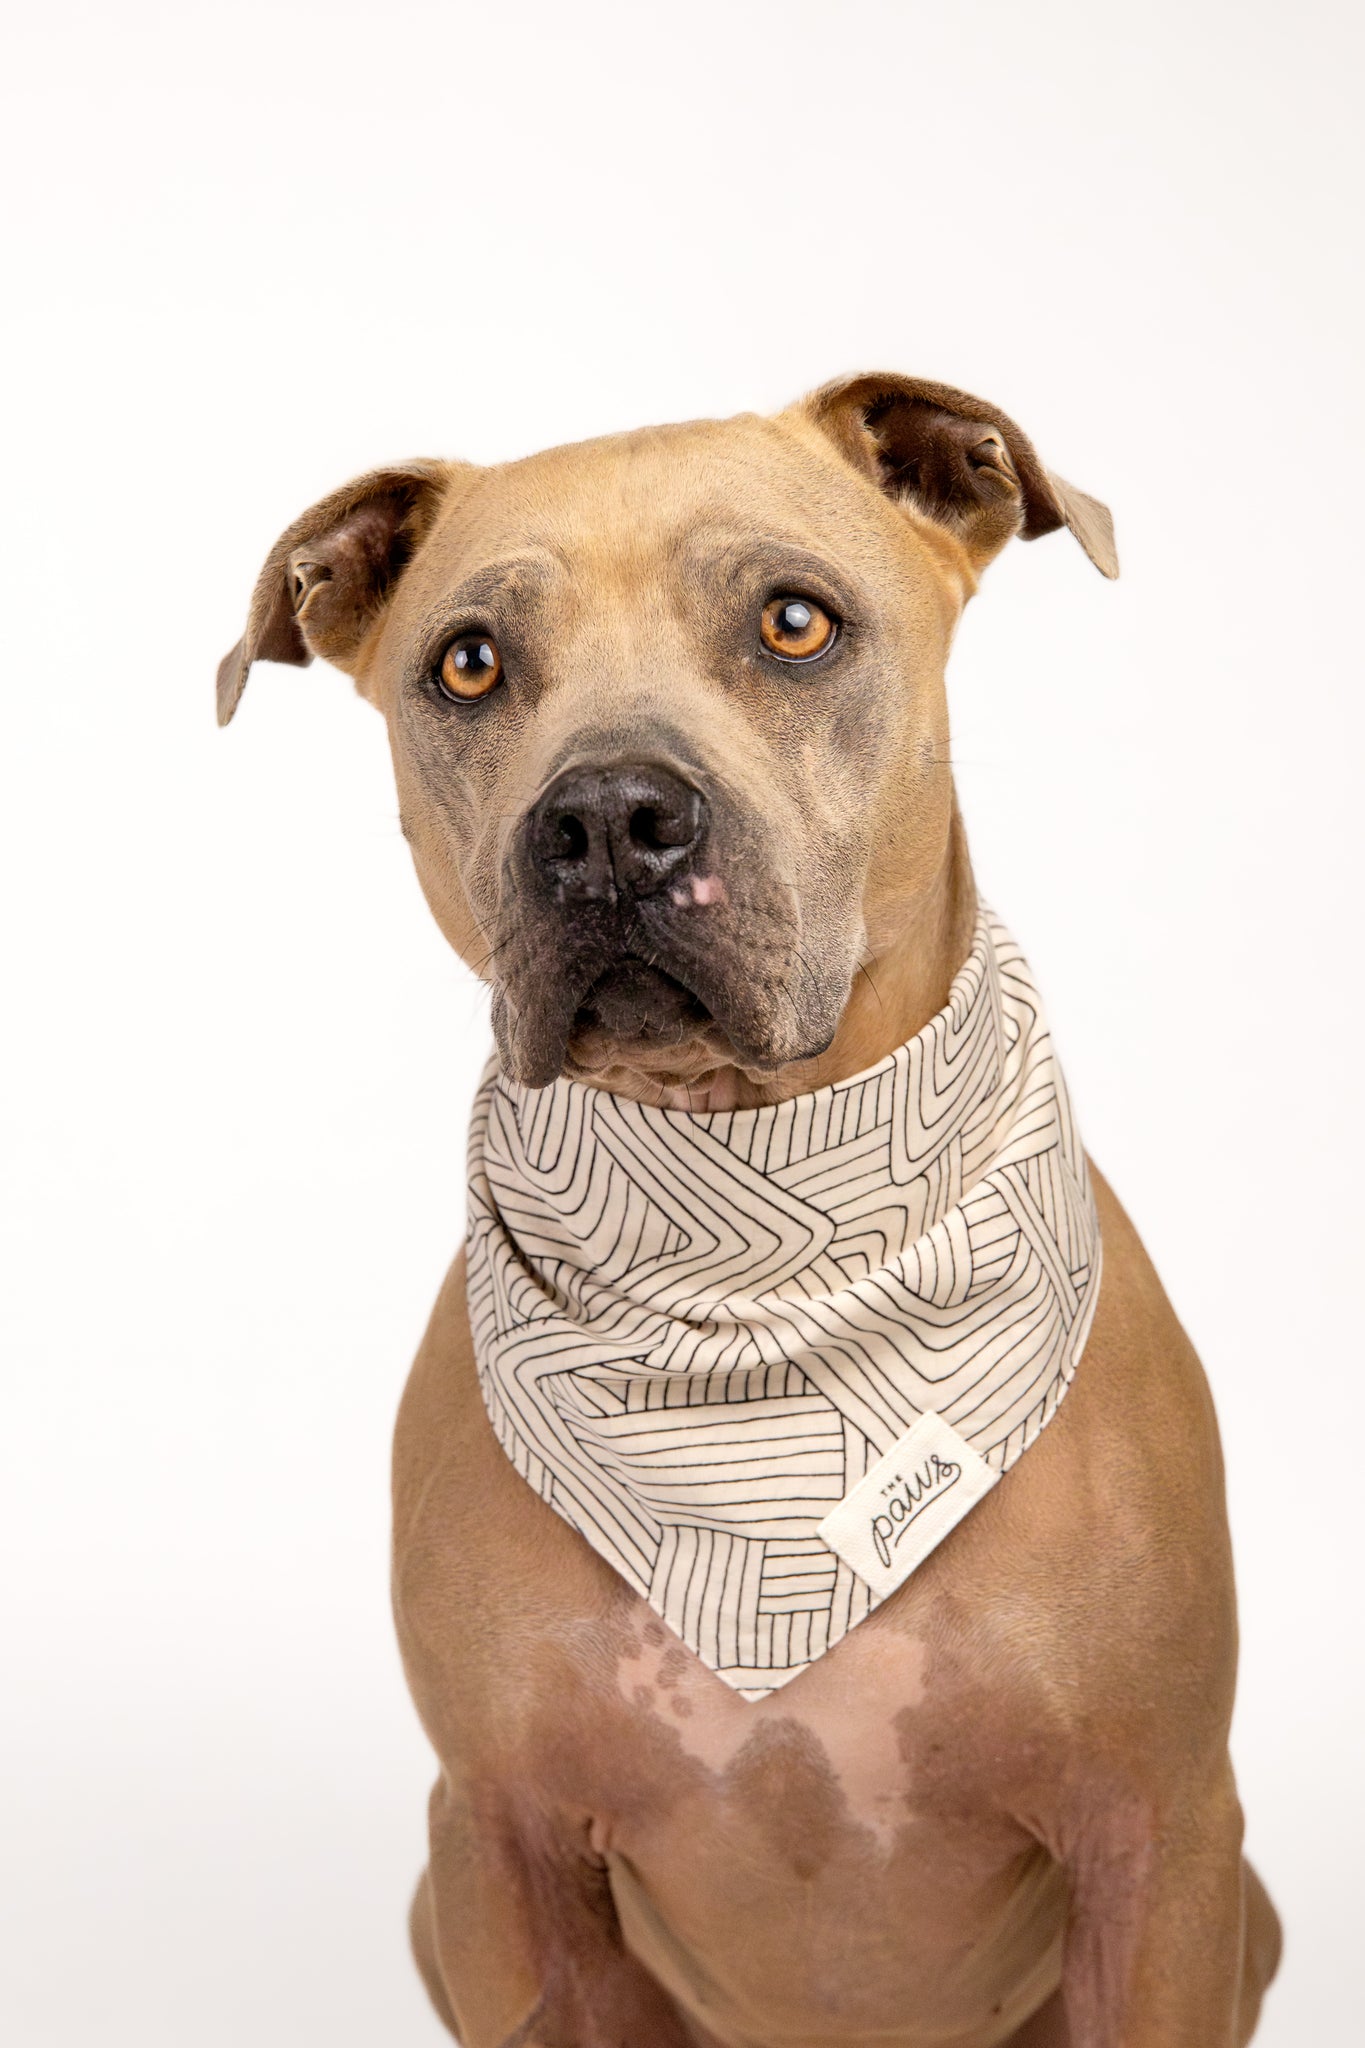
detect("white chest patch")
[466,911,1101,1699]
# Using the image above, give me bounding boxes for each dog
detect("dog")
[219,374,1281,2047]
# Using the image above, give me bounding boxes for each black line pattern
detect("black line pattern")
[467,911,1101,1698]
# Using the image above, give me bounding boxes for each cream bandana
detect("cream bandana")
[467,910,1101,1698]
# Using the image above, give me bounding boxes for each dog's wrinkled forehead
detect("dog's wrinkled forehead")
[389,412,931,670]
[217,373,1116,727]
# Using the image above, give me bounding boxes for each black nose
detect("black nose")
[529,763,706,903]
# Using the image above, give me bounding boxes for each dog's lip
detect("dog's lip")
[578,957,701,998]
[571,957,714,1033]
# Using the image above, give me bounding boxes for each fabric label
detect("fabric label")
[817,1411,1000,1598]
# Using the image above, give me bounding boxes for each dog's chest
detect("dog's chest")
[530,1610,1069,2048]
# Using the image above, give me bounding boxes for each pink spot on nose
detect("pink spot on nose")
[690,874,727,906]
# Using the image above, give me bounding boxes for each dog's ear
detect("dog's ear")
[797,373,1118,580]
[216,460,462,726]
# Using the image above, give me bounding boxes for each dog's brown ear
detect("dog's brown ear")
[216,460,461,726]
[797,373,1118,580]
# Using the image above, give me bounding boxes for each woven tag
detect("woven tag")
[817,1411,1000,1598]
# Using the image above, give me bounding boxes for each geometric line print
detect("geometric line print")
[466,909,1102,1699]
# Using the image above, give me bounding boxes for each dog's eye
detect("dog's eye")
[759,596,836,662]
[436,633,504,701]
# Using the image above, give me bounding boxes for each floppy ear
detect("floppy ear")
[216,460,461,726]
[797,372,1118,580]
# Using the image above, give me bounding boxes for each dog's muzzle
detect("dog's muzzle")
[495,748,847,1087]
[493,757,719,1080]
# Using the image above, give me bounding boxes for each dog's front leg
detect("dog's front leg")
[1050,1765,1278,2047]
[412,1771,695,2048]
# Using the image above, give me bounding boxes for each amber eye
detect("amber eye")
[759,595,836,661]
[437,633,503,701]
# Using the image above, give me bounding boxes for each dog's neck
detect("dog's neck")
[603,806,978,1113]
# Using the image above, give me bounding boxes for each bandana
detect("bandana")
[467,910,1101,1698]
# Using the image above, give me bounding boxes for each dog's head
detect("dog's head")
[219,375,1115,1103]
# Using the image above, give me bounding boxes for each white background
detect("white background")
[3,2,1361,2041]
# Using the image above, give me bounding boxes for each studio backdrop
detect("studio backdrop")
[3,3,1361,2043]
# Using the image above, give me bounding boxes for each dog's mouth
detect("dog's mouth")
[492,837,856,1094]
[571,959,715,1046]
[556,955,753,1096]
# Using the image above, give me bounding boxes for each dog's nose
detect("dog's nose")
[529,763,707,902]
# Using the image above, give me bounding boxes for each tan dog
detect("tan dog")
[219,376,1281,2047]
